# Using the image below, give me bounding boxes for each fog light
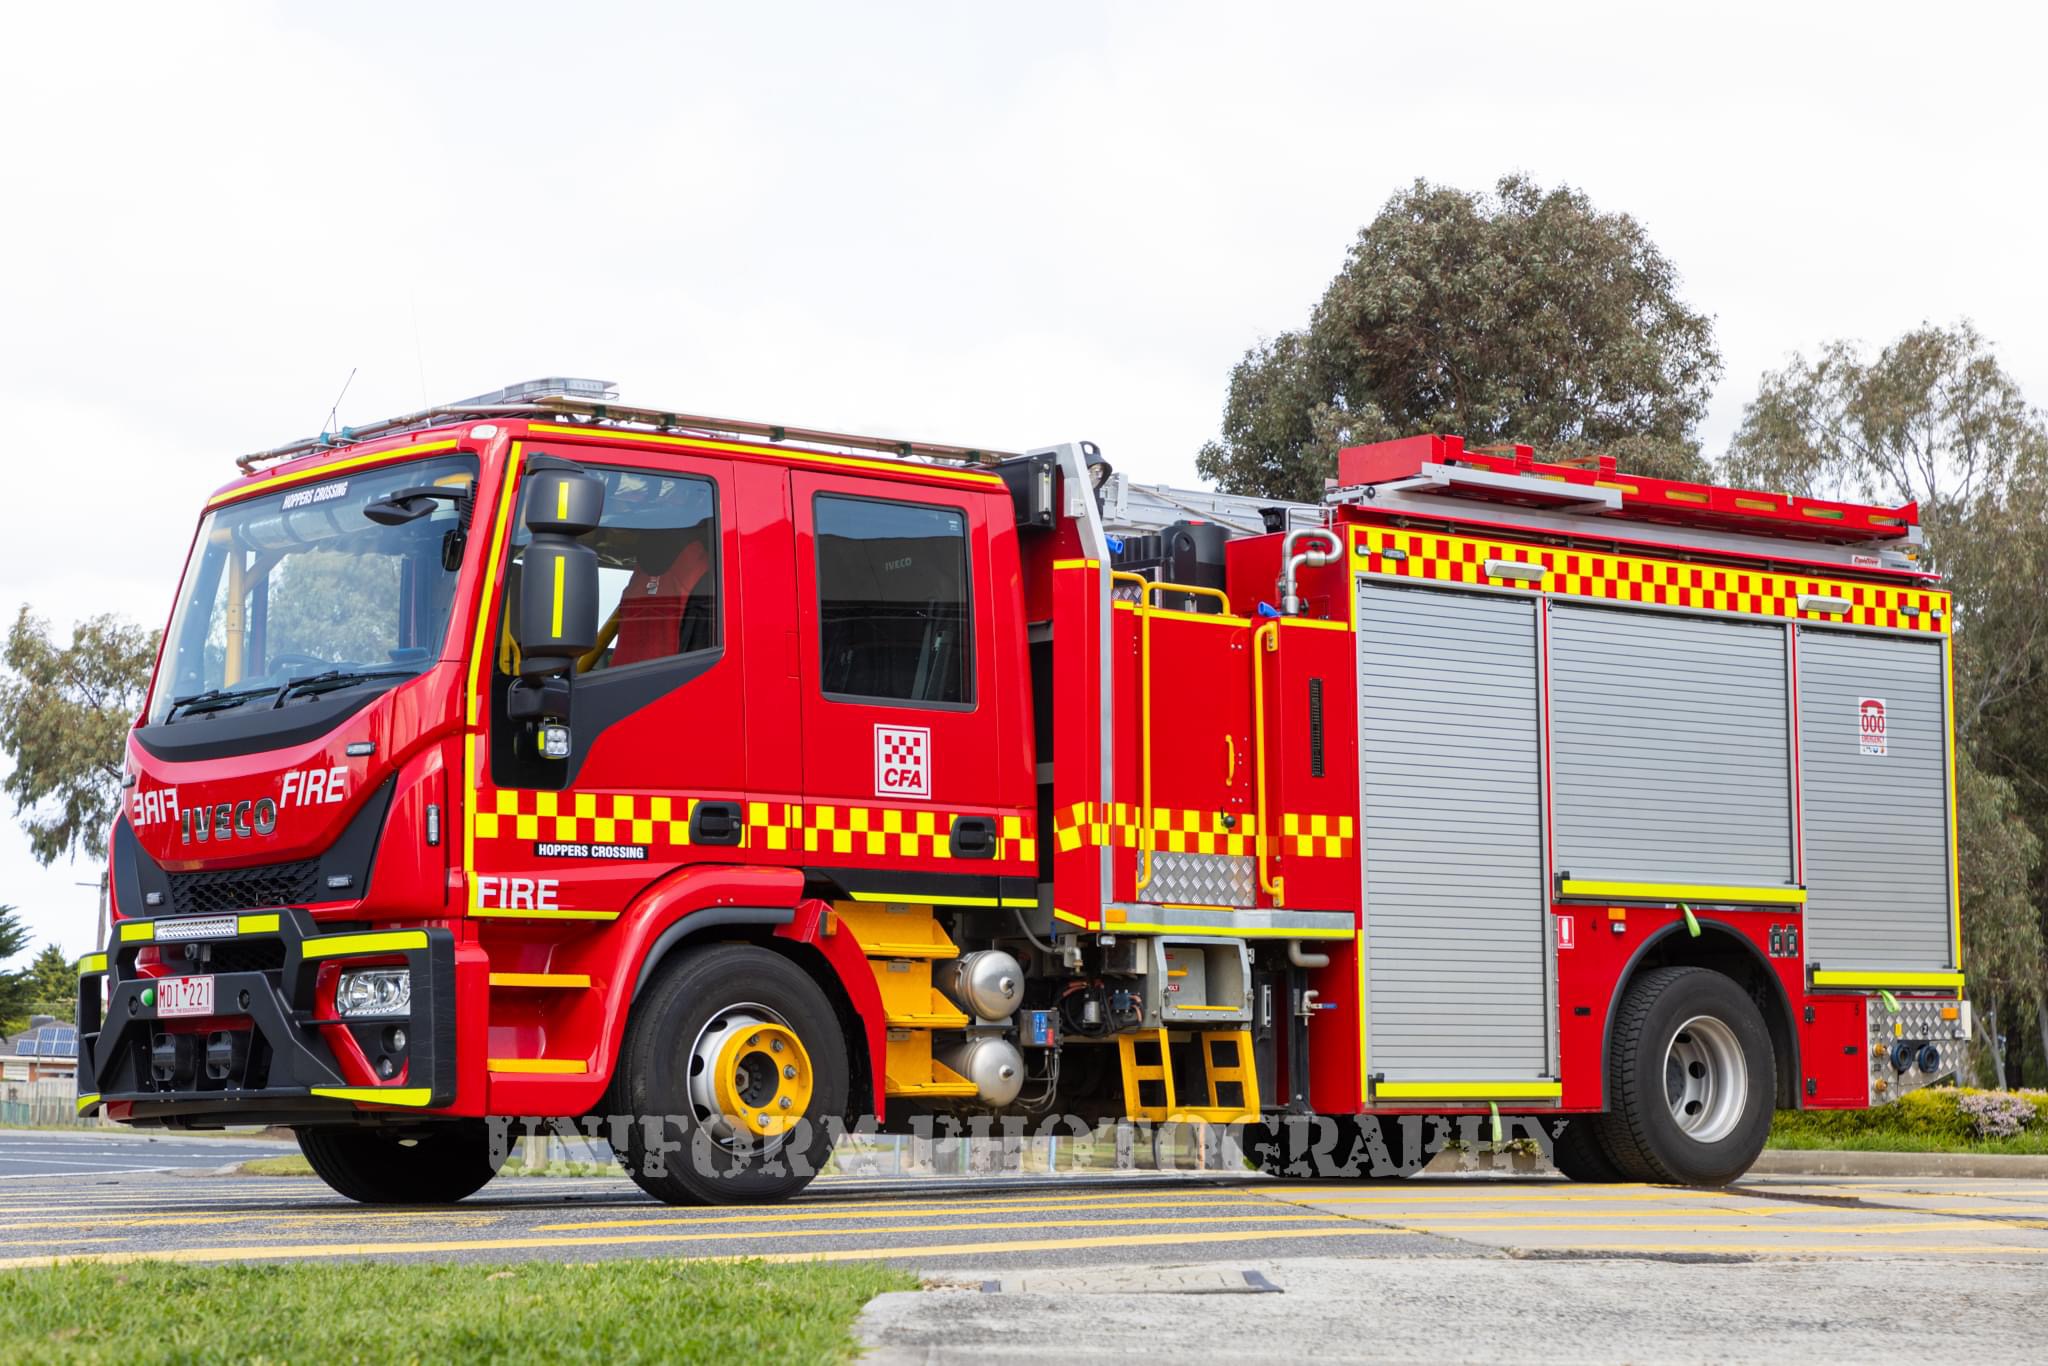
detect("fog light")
[539,723,572,760]
[336,968,411,1018]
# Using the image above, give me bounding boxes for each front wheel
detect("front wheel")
[295,1121,503,1204]
[610,943,848,1206]
[1594,966,1774,1185]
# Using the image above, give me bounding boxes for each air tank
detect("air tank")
[938,1036,1025,1107]
[943,950,1024,1021]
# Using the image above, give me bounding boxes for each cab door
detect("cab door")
[790,472,1016,904]
[477,448,746,918]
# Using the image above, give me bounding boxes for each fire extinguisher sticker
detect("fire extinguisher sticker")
[1858,697,1888,756]
[1555,914,1575,950]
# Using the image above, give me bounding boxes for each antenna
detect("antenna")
[323,367,358,438]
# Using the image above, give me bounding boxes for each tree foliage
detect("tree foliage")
[1197,175,1722,501]
[1724,322,2048,1074]
[0,906,36,1030]
[0,608,158,865]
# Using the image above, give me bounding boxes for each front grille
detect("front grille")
[168,860,321,916]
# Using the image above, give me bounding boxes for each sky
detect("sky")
[1,1,2044,962]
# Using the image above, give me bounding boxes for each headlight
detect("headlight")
[336,968,412,1018]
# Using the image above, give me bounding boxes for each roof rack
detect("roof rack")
[1336,434,1920,545]
[234,378,1021,475]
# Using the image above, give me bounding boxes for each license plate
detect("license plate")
[157,975,215,1019]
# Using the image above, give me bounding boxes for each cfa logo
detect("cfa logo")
[875,724,931,799]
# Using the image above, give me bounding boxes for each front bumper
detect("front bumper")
[77,907,456,1126]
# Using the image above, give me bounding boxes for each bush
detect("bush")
[1772,1086,2048,1146]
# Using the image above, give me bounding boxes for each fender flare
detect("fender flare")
[1597,916,1802,1111]
[593,864,888,1119]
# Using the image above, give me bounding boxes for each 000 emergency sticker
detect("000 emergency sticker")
[875,725,931,799]
[1858,697,1888,756]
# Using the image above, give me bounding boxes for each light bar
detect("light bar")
[445,377,618,406]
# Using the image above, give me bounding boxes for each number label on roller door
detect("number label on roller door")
[1859,697,1888,756]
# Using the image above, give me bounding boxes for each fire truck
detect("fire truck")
[77,378,1970,1203]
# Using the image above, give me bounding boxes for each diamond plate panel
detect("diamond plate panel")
[1141,851,1255,907]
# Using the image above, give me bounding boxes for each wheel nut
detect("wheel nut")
[779,1095,792,1109]
[770,1038,783,1053]
[783,1065,797,1079]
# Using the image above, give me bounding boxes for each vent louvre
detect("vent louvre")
[167,860,320,917]
[1309,677,1325,778]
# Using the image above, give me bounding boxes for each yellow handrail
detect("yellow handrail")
[1253,620,1283,905]
[1111,571,1241,896]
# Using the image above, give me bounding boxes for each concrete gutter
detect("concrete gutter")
[1747,1148,2048,1178]
[1414,1147,2048,1180]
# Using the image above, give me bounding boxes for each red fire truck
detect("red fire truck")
[78,379,1970,1202]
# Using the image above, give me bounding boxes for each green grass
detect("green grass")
[0,1258,913,1364]
[1766,1086,2048,1155]
[1765,1129,2048,1156]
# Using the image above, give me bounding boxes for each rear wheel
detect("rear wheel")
[1595,966,1773,1185]
[610,944,848,1206]
[295,1121,503,1204]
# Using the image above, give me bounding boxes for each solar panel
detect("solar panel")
[12,1040,31,1056]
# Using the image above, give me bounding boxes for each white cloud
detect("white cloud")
[0,0,2042,959]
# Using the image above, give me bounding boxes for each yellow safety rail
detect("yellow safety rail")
[1252,620,1283,905]
[1113,572,1239,896]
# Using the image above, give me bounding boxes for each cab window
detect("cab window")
[501,467,720,678]
[814,493,972,707]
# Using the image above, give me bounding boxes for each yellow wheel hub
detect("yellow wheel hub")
[711,1021,813,1137]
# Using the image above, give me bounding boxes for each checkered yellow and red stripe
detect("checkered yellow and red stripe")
[1051,802,1353,859]
[1354,526,1949,634]
[474,789,1035,862]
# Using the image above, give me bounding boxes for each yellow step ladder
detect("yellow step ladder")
[1116,1027,1261,1123]
[833,902,978,1099]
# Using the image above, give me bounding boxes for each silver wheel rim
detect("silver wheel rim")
[1663,1013,1746,1143]
[686,1001,792,1153]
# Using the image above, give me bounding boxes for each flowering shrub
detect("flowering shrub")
[1771,1087,2048,1146]
[1957,1090,2036,1139]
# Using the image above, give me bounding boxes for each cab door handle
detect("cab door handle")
[690,801,744,846]
[950,816,997,859]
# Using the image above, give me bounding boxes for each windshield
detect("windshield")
[148,454,479,725]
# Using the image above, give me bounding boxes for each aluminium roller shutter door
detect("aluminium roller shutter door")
[1357,582,1549,1083]
[1797,628,1955,972]
[1549,605,1794,888]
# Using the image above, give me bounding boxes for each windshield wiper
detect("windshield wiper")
[273,668,418,706]
[165,684,278,721]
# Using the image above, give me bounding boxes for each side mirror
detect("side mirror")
[510,467,604,757]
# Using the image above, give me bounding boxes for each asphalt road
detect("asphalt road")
[2,1130,2047,1271]
[0,1129,294,1180]
[8,1131,2048,1359]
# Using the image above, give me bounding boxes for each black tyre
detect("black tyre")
[1543,1115,1628,1183]
[1594,966,1773,1186]
[1245,1114,1429,1179]
[295,1121,502,1204]
[610,943,848,1206]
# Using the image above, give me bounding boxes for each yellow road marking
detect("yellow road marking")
[536,1194,1286,1231]
[0,1221,1393,1272]
[1267,1188,1739,1205]
[1376,1219,2048,1235]
[0,1238,124,1247]
[1482,1243,2048,1257]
